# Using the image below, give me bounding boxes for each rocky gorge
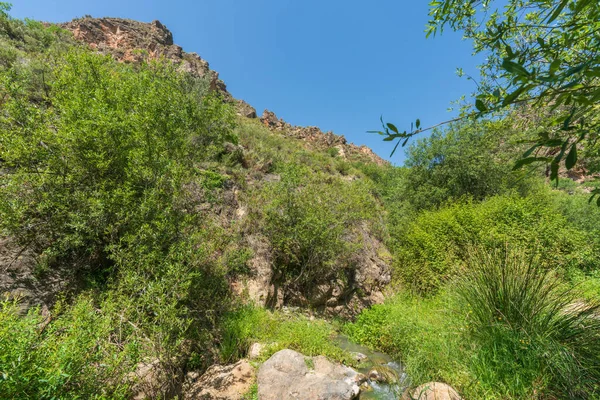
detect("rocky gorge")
[0,13,421,400]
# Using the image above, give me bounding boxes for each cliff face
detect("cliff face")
[60,17,386,165]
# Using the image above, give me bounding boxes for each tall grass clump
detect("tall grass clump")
[461,248,600,398]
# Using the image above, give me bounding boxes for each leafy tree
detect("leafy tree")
[403,118,533,210]
[379,0,600,195]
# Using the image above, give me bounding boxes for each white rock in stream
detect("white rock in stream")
[404,382,462,400]
[258,349,365,400]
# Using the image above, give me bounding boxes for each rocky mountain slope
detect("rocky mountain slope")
[60,17,386,166]
[1,16,391,318]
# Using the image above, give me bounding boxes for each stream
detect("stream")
[334,335,409,399]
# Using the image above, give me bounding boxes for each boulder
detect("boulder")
[235,99,257,119]
[247,342,266,360]
[183,359,256,400]
[404,382,461,400]
[258,349,362,400]
[367,365,398,384]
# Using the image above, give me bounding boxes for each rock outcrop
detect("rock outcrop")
[260,110,388,166]
[60,17,255,118]
[183,360,256,400]
[232,227,391,318]
[257,349,364,400]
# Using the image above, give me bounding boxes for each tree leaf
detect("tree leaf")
[502,59,530,77]
[536,37,545,48]
[386,123,399,134]
[550,160,559,181]
[549,59,561,75]
[475,99,487,112]
[512,156,551,170]
[502,85,528,106]
[522,144,540,158]
[565,144,577,169]
[547,0,569,23]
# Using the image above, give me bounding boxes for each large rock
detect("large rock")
[404,382,462,400]
[235,99,257,118]
[258,349,362,400]
[183,359,255,400]
[61,18,211,78]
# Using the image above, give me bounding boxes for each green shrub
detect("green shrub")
[0,47,235,273]
[403,119,535,211]
[395,193,597,294]
[0,296,139,399]
[0,22,237,390]
[460,248,600,399]
[252,164,382,292]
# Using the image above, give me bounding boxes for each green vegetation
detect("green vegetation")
[395,193,600,294]
[347,248,600,399]
[428,0,600,184]
[0,6,385,397]
[344,292,468,388]
[1,2,600,399]
[402,119,531,210]
[251,164,382,293]
[0,296,137,399]
[461,248,600,398]
[219,306,349,364]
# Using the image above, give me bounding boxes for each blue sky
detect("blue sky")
[10,0,481,164]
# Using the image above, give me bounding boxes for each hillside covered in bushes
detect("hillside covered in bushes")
[1,2,600,399]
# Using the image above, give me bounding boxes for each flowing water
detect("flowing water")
[334,335,409,400]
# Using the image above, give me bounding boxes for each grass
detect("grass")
[219,305,352,365]
[346,247,600,399]
[461,248,600,399]
[344,291,471,391]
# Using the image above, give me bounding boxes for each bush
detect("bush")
[0,21,237,391]
[0,296,139,399]
[460,248,600,398]
[253,164,382,293]
[403,119,535,211]
[395,193,598,294]
[0,47,235,273]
